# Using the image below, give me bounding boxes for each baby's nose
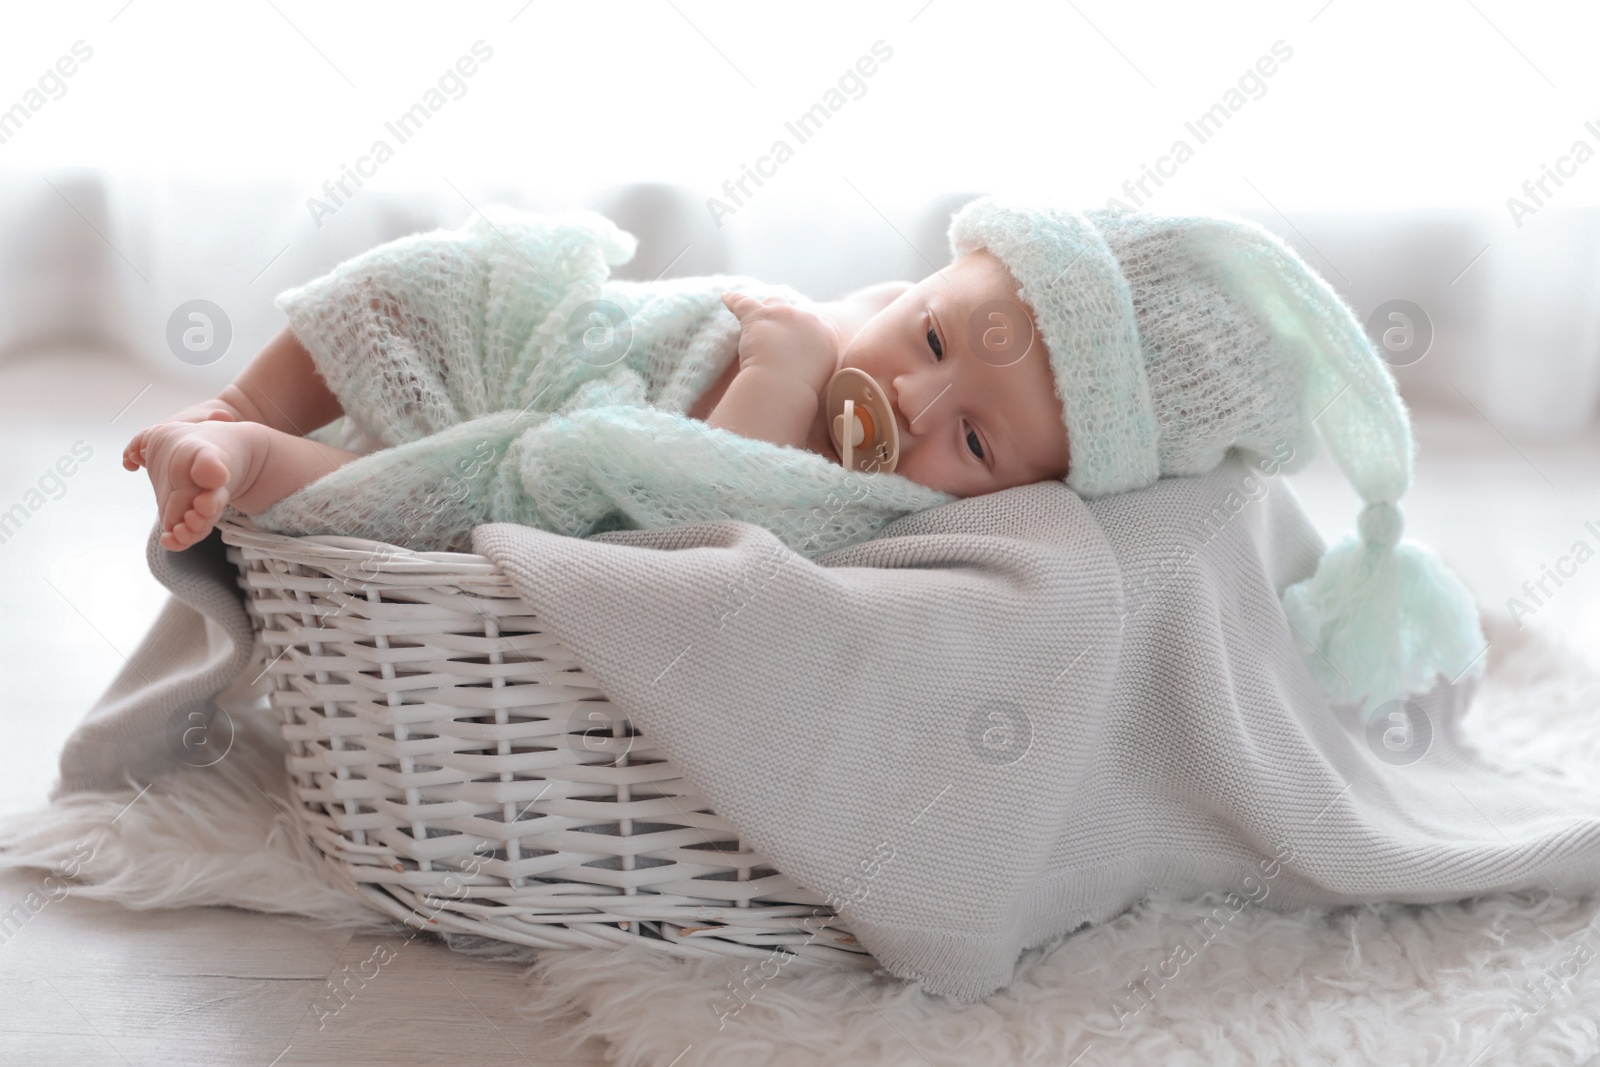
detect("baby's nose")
[891,373,936,439]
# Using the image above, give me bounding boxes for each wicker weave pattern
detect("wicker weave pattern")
[218,516,865,964]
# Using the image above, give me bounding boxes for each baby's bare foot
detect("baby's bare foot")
[122,397,242,473]
[138,420,272,551]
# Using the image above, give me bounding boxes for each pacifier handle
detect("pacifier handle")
[840,398,857,470]
[825,366,899,474]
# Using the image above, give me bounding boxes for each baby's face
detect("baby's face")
[836,250,1070,498]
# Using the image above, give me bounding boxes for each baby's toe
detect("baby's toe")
[192,486,228,518]
[180,511,211,540]
[159,491,191,538]
[189,441,230,491]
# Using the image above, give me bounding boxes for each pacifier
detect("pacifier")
[825,366,899,474]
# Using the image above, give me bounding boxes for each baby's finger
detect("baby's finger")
[720,290,752,317]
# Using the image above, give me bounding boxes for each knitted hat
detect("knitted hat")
[947,194,1485,713]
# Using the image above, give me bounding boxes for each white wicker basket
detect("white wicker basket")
[216,514,867,967]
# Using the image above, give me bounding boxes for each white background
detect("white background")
[2,0,1597,211]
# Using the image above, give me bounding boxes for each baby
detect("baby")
[125,245,1071,552]
[120,193,1490,726]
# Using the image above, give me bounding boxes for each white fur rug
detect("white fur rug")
[5,611,1600,1067]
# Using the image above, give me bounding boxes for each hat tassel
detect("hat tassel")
[1282,500,1486,713]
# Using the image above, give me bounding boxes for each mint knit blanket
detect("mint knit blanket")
[249,207,954,555]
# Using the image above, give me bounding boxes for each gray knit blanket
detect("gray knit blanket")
[52,454,1600,1002]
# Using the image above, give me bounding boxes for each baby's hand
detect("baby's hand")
[721,291,839,397]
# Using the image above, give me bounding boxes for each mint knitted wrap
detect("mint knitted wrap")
[248,207,955,556]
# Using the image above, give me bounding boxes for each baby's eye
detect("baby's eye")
[965,424,985,461]
[926,326,943,360]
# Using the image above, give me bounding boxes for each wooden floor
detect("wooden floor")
[2,345,1598,1064]
[0,864,608,1065]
